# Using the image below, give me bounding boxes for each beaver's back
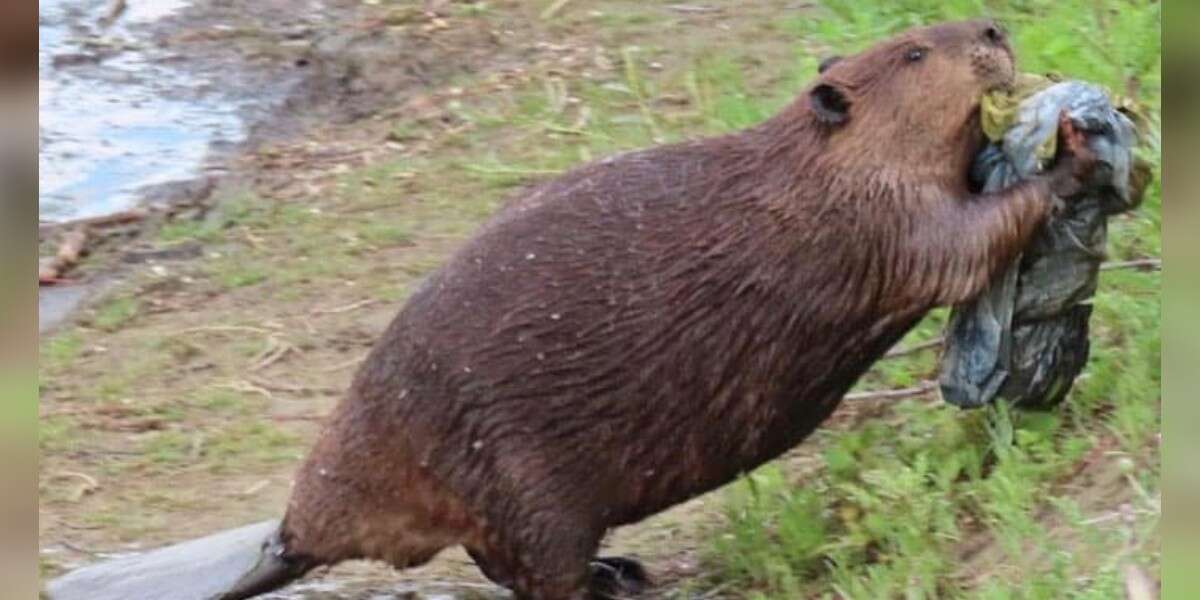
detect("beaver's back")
[339,127,908,532]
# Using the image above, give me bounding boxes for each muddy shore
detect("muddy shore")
[39,0,494,331]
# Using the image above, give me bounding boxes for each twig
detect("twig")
[319,353,369,373]
[39,228,90,285]
[50,471,99,490]
[463,164,562,176]
[39,208,146,236]
[240,226,265,249]
[55,519,103,531]
[250,338,298,372]
[50,471,100,502]
[240,479,271,497]
[176,325,273,335]
[1082,511,1122,526]
[844,380,937,401]
[311,298,378,315]
[60,540,101,557]
[246,376,338,396]
[883,336,944,359]
[271,413,326,422]
[542,122,609,139]
[694,582,734,599]
[219,380,276,401]
[668,4,721,13]
[540,0,572,20]
[1101,258,1161,272]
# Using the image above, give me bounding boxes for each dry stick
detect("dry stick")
[1100,258,1161,271]
[271,413,325,422]
[319,352,369,373]
[38,208,146,236]
[311,298,377,315]
[844,380,937,401]
[39,227,90,284]
[246,375,338,396]
[60,540,101,557]
[219,380,275,401]
[55,519,103,531]
[250,339,297,372]
[50,470,99,489]
[668,4,721,13]
[540,0,572,20]
[176,325,273,336]
[240,479,271,497]
[883,336,944,359]
[249,337,282,365]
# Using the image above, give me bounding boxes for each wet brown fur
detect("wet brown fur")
[277,20,1091,600]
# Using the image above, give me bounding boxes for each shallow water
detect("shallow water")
[39,0,244,222]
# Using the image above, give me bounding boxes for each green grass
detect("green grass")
[92,296,139,332]
[693,1,1161,598]
[158,219,223,243]
[40,332,83,372]
[208,257,270,289]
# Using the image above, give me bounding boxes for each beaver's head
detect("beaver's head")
[807,19,1014,180]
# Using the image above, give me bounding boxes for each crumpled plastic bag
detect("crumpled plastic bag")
[938,77,1151,410]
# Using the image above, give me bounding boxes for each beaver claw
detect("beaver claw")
[589,556,650,599]
[1049,111,1101,198]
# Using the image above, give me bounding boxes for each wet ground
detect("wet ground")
[39,0,282,333]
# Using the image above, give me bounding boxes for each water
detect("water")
[39,0,244,222]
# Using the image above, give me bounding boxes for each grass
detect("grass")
[36,0,1158,595]
[40,332,83,372]
[91,296,139,331]
[694,1,1162,598]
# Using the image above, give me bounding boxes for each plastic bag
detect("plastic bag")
[938,80,1149,410]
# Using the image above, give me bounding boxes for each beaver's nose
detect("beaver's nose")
[982,21,1006,45]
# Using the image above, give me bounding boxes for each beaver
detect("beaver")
[49,19,1101,600]
[256,18,1101,600]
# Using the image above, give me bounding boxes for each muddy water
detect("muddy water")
[39,0,243,222]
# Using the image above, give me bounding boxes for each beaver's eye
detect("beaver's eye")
[906,48,925,62]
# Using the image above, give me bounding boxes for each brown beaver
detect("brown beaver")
[241,19,1095,600]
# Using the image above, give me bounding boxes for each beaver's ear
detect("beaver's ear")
[817,56,842,73]
[810,83,850,126]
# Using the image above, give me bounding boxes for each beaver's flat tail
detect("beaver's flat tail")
[45,519,312,600]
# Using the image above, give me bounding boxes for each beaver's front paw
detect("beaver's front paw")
[589,556,649,599]
[1048,111,1101,199]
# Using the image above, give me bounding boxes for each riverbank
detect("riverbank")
[39,1,1161,598]
[38,0,506,331]
[39,1,819,596]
